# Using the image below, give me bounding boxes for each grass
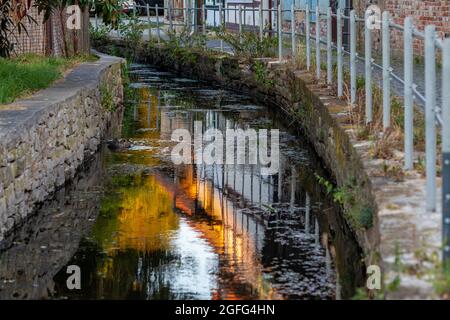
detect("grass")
[0,54,98,104]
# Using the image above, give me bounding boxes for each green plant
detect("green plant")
[252,60,273,86]
[356,75,365,90]
[100,83,114,111]
[434,271,450,298]
[315,173,374,230]
[369,129,400,160]
[262,204,276,213]
[166,28,207,49]
[90,23,111,45]
[217,28,278,59]
[382,162,405,182]
[162,28,208,67]
[118,12,144,46]
[89,0,123,29]
[432,257,450,298]
[315,173,356,207]
[332,187,347,206]
[315,173,334,195]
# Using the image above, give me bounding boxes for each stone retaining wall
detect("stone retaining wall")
[0,150,106,299]
[0,53,124,240]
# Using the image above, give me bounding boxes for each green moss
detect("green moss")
[359,206,374,229]
[100,83,115,111]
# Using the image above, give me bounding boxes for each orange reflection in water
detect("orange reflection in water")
[98,85,284,299]
[115,175,180,253]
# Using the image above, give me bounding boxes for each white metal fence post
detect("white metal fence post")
[350,10,356,105]
[146,4,152,40]
[337,8,343,97]
[306,5,311,71]
[190,2,193,31]
[156,4,161,44]
[326,6,332,85]
[184,5,188,29]
[259,2,263,41]
[193,2,197,32]
[425,25,437,212]
[219,4,224,52]
[291,4,296,59]
[239,5,243,44]
[203,4,206,35]
[192,2,195,31]
[382,11,391,129]
[278,4,282,61]
[169,2,174,33]
[253,5,256,30]
[315,6,320,79]
[365,8,372,123]
[213,4,217,27]
[404,16,414,170]
[442,38,450,262]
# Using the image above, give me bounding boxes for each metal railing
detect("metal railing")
[101,3,450,263]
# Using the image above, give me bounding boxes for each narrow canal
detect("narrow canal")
[0,64,364,300]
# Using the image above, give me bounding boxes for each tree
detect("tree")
[34,0,92,57]
[93,0,123,29]
[0,0,124,58]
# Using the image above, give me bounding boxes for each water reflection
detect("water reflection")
[0,65,364,300]
[0,154,106,299]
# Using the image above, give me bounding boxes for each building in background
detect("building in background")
[207,0,349,35]
[361,0,450,54]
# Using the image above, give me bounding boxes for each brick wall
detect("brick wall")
[384,0,450,55]
[354,0,450,56]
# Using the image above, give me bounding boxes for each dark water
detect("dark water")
[0,64,364,300]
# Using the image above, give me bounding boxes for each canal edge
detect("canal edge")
[97,39,441,299]
[0,52,125,241]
